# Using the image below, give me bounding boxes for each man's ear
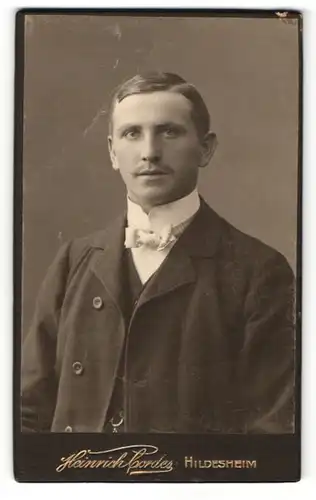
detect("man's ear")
[107,135,119,171]
[199,131,218,168]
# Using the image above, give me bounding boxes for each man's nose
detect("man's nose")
[141,133,161,162]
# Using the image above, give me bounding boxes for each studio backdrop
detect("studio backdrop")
[21,14,299,335]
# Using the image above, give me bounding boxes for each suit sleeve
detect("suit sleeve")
[239,251,296,433]
[21,242,71,432]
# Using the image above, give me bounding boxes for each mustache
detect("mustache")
[135,163,171,175]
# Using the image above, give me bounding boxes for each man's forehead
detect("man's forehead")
[111,91,193,126]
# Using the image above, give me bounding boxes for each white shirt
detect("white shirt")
[126,189,200,284]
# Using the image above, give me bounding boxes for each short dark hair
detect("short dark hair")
[108,72,211,139]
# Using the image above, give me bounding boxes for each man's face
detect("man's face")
[108,91,215,211]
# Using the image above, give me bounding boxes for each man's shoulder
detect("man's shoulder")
[223,215,282,260]
[201,200,292,271]
[71,227,111,251]
[66,213,125,267]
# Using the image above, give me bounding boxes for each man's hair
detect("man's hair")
[108,72,211,139]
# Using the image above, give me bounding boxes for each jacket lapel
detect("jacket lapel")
[136,246,195,309]
[88,198,225,310]
[89,213,126,311]
[137,199,224,308]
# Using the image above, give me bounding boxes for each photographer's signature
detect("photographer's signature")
[56,445,174,475]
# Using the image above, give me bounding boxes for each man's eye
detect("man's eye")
[123,129,140,139]
[163,128,180,138]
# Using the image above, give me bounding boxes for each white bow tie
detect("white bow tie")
[124,224,176,251]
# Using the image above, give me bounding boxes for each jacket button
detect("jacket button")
[72,361,84,376]
[92,296,103,310]
[65,425,73,432]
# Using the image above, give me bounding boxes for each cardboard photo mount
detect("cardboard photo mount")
[14,8,302,482]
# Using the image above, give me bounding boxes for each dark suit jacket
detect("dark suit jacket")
[21,199,295,433]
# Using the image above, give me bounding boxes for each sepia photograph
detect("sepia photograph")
[14,9,301,481]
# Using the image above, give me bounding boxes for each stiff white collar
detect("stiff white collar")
[126,188,200,233]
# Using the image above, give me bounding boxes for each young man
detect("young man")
[21,72,295,434]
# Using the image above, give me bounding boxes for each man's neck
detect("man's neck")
[126,188,200,233]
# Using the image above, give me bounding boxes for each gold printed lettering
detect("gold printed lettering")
[56,445,174,476]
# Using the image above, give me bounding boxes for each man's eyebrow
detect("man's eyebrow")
[117,123,141,132]
[155,122,187,130]
[115,121,187,134]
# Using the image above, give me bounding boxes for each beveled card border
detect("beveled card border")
[13,8,302,483]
